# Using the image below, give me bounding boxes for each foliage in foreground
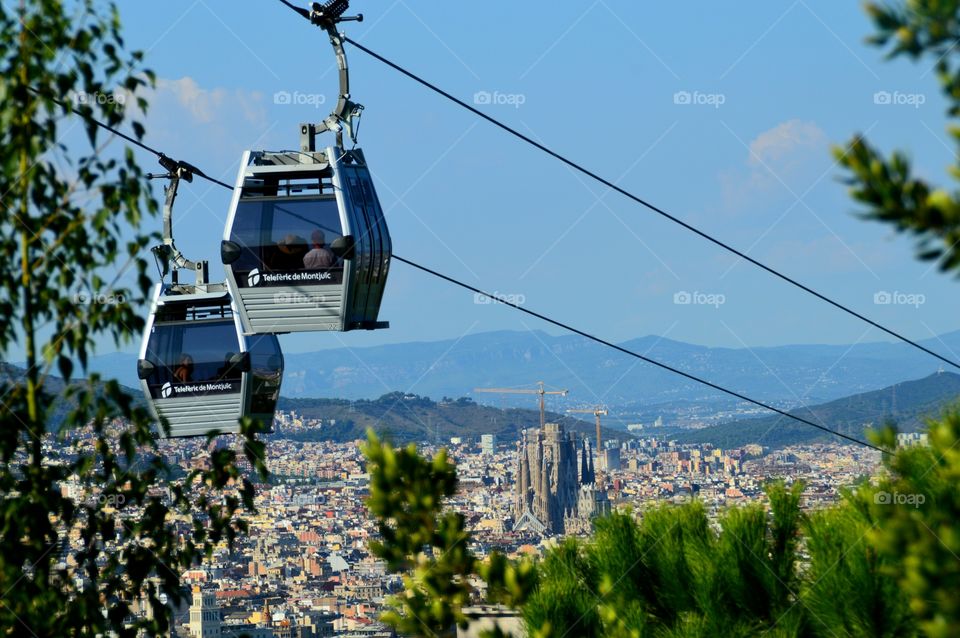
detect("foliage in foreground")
[0,2,268,635]
[365,408,960,637]
[836,0,960,275]
[363,434,537,637]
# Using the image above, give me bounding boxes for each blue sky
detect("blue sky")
[101,1,960,358]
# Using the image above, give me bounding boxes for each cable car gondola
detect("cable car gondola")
[220,146,390,334]
[220,0,391,335]
[136,158,284,437]
[136,284,283,437]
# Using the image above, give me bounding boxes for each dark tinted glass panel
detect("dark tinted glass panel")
[229,197,344,286]
[143,320,242,394]
[246,334,283,416]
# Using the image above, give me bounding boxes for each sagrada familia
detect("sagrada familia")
[513,422,610,535]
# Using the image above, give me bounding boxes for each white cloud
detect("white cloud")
[124,76,277,175]
[150,76,266,126]
[720,119,828,212]
[747,119,826,168]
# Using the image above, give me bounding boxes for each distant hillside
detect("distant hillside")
[0,362,143,425]
[676,372,960,450]
[9,357,960,450]
[1,362,612,444]
[275,392,622,444]
[82,329,960,412]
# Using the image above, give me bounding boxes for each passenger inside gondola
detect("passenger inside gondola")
[173,354,193,383]
[229,198,347,276]
[274,234,308,271]
[216,352,238,380]
[303,229,335,269]
[144,319,246,395]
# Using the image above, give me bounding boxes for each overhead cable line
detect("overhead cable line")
[41,84,889,455]
[391,255,887,454]
[302,30,960,374]
[27,86,233,190]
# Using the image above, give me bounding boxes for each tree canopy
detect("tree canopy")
[0,2,268,635]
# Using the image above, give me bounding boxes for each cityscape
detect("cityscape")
[46,399,895,637]
[5,0,960,636]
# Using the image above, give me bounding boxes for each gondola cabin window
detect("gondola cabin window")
[228,196,344,286]
[142,319,243,397]
[248,333,284,414]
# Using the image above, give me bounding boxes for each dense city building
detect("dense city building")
[513,423,609,535]
[480,434,496,457]
[44,406,889,635]
[188,587,221,638]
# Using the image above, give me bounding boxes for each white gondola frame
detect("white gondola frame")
[137,283,282,437]
[220,146,390,335]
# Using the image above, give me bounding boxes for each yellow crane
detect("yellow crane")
[474,381,568,428]
[566,406,608,460]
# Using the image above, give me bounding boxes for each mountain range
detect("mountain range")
[675,371,960,449]
[4,360,959,451]
[81,329,960,414]
[273,371,960,448]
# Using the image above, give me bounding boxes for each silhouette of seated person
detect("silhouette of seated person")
[172,354,194,383]
[303,229,336,269]
[272,234,308,271]
[216,352,242,380]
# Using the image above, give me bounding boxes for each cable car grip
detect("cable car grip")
[296,1,365,151]
[146,154,209,288]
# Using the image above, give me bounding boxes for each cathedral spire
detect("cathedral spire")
[581,438,595,485]
[513,421,589,535]
[587,444,599,484]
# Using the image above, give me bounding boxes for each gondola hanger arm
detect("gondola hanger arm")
[286,0,365,151]
[147,154,210,287]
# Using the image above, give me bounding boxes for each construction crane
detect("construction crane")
[474,381,568,428]
[566,406,608,459]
